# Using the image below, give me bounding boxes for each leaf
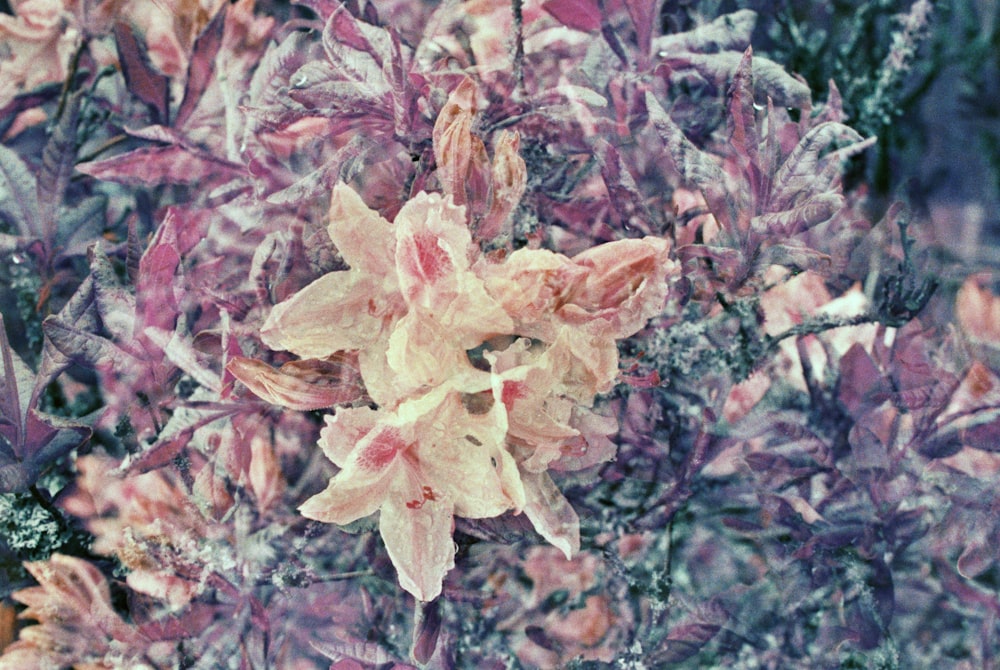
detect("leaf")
[0,142,40,239]
[144,327,222,394]
[36,90,80,238]
[755,244,832,274]
[594,138,653,234]
[652,9,757,55]
[89,246,137,342]
[542,0,602,32]
[175,5,228,129]
[770,122,865,208]
[0,315,31,452]
[76,145,246,189]
[42,315,140,372]
[0,315,92,493]
[622,0,659,55]
[727,48,760,203]
[114,22,171,124]
[310,635,401,665]
[751,192,844,236]
[321,7,392,85]
[661,52,811,108]
[646,91,738,232]
[411,598,442,665]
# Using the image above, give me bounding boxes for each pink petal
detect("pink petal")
[300,424,410,524]
[227,356,364,410]
[393,192,473,306]
[521,470,580,559]
[261,271,386,358]
[560,236,675,338]
[379,494,457,602]
[318,406,380,467]
[327,183,397,277]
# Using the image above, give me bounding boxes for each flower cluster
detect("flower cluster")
[234,174,675,600]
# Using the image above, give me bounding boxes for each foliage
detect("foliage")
[0,0,996,668]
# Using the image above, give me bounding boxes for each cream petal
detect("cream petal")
[386,312,471,395]
[521,470,580,560]
[261,271,387,358]
[413,390,523,518]
[561,236,675,338]
[393,192,474,305]
[379,494,456,602]
[478,247,584,326]
[318,406,380,467]
[297,472,390,525]
[357,329,398,407]
[327,182,397,277]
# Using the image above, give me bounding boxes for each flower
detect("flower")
[249,178,677,600]
[299,381,524,601]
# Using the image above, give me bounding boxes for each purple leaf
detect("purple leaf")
[661,52,811,109]
[412,598,442,665]
[652,10,757,55]
[770,123,866,209]
[542,0,602,32]
[751,192,845,236]
[838,344,889,418]
[76,144,246,189]
[646,91,739,232]
[0,142,40,239]
[594,138,653,234]
[755,243,832,274]
[311,635,401,665]
[0,315,31,452]
[727,48,761,203]
[622,0,658,56]
[649,622,722,664]
[36,91,80,242]
[175,5,228,129]
[114,22,171,124]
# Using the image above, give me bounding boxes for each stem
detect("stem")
[511,0,526,99]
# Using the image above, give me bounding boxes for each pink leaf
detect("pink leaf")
[114,22,170,124]
[76,145,246,188]
[542,0,602,32]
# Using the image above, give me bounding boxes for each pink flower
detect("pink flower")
[253,179,677,600]
[261,183,512,406]
[299,382,524,601]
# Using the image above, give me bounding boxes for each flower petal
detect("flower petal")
[379,494,456,602]
[521,470,580,560]
[411,388,525,517]
[560,236,675,337]
[327,182,397,277]
[386,311,472,395]
[261,271,386,358]
[299,422,411,524]
[298,473,390,526]
[478,247,586,335]
[318,406,380,467]
[227,355,364,410]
